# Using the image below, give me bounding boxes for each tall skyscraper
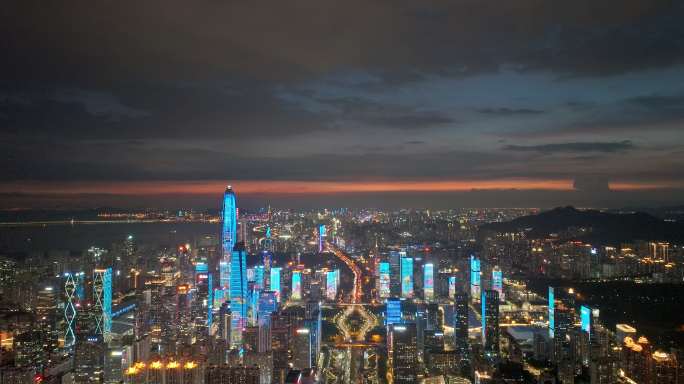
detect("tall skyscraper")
[230,243,248,349]
[270,267,282,302]
[400,257,414,299]
[389,250,403,297]
[388,323,418,384]
[93,268,112,341]
[378,262,391,299]
[64,272,79,348]
[481,289,500,360]
[470,255,481,301]
[386,298,402,325]
[492,266,503,300]
[291,270,302,301]
[221,186,237,276]
[423,263,434,301]
[453,292,469,361]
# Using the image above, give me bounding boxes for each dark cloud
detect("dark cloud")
[477,108,545,116]
[502,141,635,154]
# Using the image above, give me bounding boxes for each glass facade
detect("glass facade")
[401,257,414,298]
[379,262,391,298]
[423,263,434,301]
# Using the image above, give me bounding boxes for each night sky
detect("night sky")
[2,1,684,209]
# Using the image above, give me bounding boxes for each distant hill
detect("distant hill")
[479,206,684,245]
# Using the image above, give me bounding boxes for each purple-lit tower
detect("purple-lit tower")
[221,186,237,288]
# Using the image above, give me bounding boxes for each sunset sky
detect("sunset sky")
[2,1,684,209]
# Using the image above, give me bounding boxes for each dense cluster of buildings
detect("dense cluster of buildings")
[0,198,681,383]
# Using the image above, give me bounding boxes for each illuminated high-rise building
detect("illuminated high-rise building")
[326,270,339,301]
[481,289,500,360]
[64,273,79,348]
[400,257,414,299]
[470,255,481,301]
[270,267,282,302]
[492,266,503,300]
[388,323,418,384]
[219,261,230,291]
[221,185,237,275]
[423,263,434,301]
[386,298,402,325]
[291,270,302,301]
[93,268,112,341]
[448,276,457,298]
[453,292,469,361]
[318,224,326,253]
[389,251,403,297]
[378,262,391,299]
[230,243,248,349]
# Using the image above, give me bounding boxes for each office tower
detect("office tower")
[230,243,248,349]
[389,250,403,297]
[291,270,302,301]
[424,329,445,351]
[470,255,481,302]
[93,268,112,341]
[326,269,339,301]
[492,266,503,300]
[388,323,419,384]
[262,250,272,289]
[292,328,315,369]
[378,262,391,299]
[401,257,414,298]
[222,186,237,262]
[426,303,441,331]
[386,298,402,325]
[448,276,457,298]
[482,290,500,360]
[64,273,79,348]
[454,292,469,361]
[270,267,282,302]
[423,263,435,301]
[257,291,277,353]
[318,224,326,253]
[193,263,213,341]
[73,335,105,384]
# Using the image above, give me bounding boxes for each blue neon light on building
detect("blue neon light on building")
[581,305,591,334]
[326,270,338,300]
[470,255,481,299]
[222,186,237,261]
[386,298,402,325]
[319,224,326,252]
[401,257,414,298]
[379,262,390,298]
[492,267,503,300]
[423,263,434,301]
[254,266,265,290]
[548,287,555,338]
[270,267,282,302]
[481,290,487,342]
[93,268,112,339]
[292,271,302,301]
[258,291,277,324]
[448,276,457,298]
[219,261,230,290]
[230,244,247,348]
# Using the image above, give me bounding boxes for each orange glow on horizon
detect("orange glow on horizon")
[0,178,679,196]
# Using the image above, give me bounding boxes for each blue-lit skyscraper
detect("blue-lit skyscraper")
[292,271,302,301]
[470,255,481,301]
[400,257,414,298]
[318,224,326,253]
[378,262,391,299]
[222,185,237,266]
[492,266,503,300]
[482,289,500,359]
[230,243,248,349]
[64,273,78,348]
[219,261,230,290]
[93,268,112,341]
[386,298,402,325]
[423,263,434,301]
[270,267,282,302]
[448,276,457,298]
